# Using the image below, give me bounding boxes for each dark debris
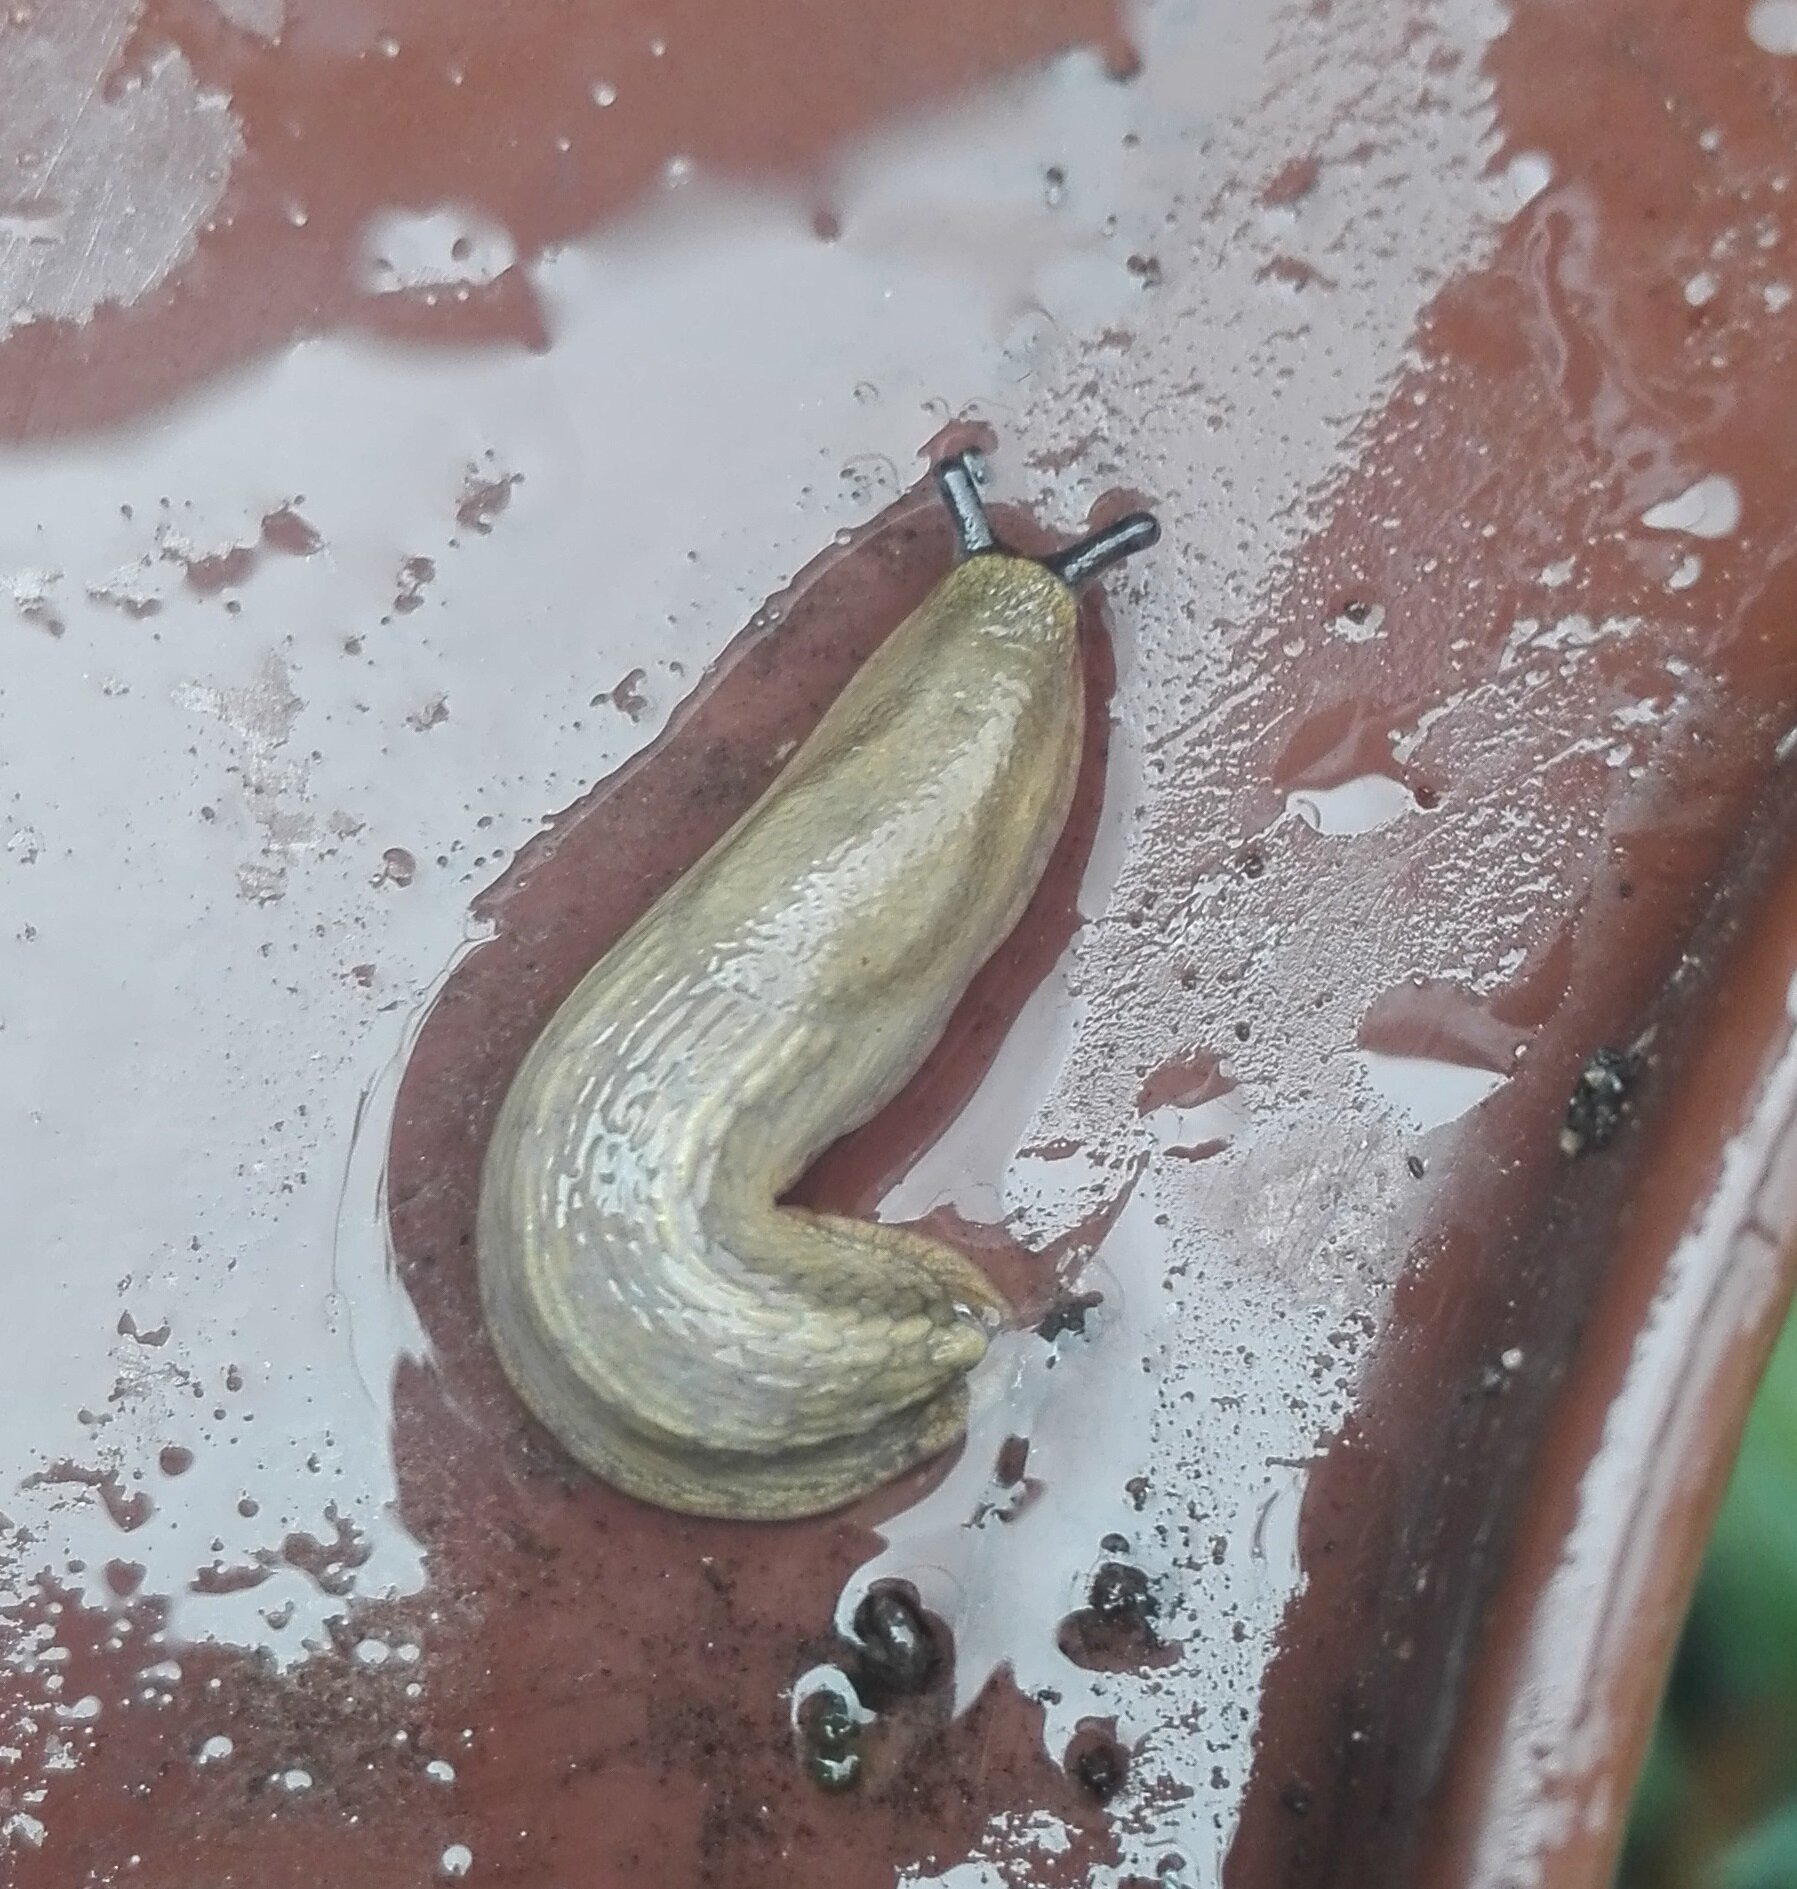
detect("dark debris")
[1561,1045,1640,1156]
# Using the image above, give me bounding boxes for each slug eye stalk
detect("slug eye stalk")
[932,452,1161,589]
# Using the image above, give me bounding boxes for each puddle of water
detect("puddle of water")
[1285,772,1420,836]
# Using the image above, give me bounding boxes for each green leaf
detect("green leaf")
[1718,1797,1797,1889]
[1696,1310,1797,1707]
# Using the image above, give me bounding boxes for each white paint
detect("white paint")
[1491,149,1553,216]
[1287,774,1419,836]
[1357,1051,1509,1132]
[1,1814,46,1850]
[0,2,242,335]
[1641,473,1743,539]
[358,207,519,294]
[1748,0,1797,55]
[211,0,285,38]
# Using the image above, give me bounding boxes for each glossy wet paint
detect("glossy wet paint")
[2,1,1796,1886]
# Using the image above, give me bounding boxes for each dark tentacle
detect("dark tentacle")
[934,455,997,558]
[933,452,1161,587]
[1043,512,1161,589]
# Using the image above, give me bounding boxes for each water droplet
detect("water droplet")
[1683,269,1719,307]
[591,80,617,106]
[440,1845,473,1879]
[838,453,898,508]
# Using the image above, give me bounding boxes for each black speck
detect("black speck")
[850,1586,940,1704]
[1089,1561,1156,1626]
[1406,1154,1426,1179]
[1561,1046,1639,1156]
[1038,1292,1102,1342]
[799,1695,860,1792]
[1074,1739,1126,1802]
[1279,1778,1314,1817]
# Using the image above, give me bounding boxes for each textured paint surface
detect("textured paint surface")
[0,1,1795,1886]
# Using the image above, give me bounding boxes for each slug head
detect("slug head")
[934,453,1161,590]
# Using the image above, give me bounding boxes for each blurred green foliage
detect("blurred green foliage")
[1622,1304,1797,1888]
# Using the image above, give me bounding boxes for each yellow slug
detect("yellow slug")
[476,457,1159,1519]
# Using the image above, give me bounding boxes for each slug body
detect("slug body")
[477,461,1158,1519]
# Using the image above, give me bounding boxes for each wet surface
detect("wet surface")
[2,0,1797,1885]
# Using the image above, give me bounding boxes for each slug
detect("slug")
[476,456,1159,1519]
